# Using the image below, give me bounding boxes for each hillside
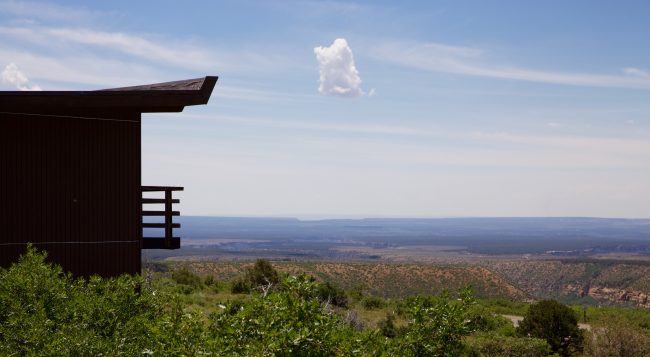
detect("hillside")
[159,259,650,308]
[166,261,526,300]
[483,259,650,307]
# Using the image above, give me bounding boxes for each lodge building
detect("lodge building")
[0,76,217,276]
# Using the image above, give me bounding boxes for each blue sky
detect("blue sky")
[2,1,650,218]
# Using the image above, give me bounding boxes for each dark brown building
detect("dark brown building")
[0,76,217,277]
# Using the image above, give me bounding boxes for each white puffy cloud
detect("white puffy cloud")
[1,62,41,90]
[314,38,363,98]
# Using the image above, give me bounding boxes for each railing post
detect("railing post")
[164,189,172,249]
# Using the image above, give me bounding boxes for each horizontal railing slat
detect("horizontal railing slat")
[141,186,184,192]
[141,198,179,204]
[142,210,180,216]
[142,223,181,228]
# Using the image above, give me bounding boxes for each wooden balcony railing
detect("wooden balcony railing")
[141,186,183,249]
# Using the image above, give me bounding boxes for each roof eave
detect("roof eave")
[0,76,218,114]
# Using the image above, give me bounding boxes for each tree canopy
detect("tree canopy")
[517,299,583,356]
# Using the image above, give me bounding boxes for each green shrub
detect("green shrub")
[361,295,385,310]
[230,276,251,294]
[316,281,348,308]
[349,284,364,302]
[584,318,650,357]
[468,305,515,335]
[230,259,280,294]
[244,259,279,288]
[466,332,552,357]
[517,299,583,356]
[378,313,398,338]
[0,245,208,355]
[204,274,215,286]
[395,287,476,356]
[209,274,354,355]
[203,275,220,293]
[1,246,494,356]
[170,266,203,291]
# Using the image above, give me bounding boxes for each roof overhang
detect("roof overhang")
[0,76,218,113]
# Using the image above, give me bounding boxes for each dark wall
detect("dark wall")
[0,110,141,276]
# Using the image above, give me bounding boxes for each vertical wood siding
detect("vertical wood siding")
[0,111,141,277]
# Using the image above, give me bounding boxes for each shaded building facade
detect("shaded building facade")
[0,76,217,276]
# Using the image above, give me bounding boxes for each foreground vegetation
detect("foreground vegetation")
[2,248,650,355]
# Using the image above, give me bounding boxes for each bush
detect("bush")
[517,299,583,356]
[349,284,364,302]
[468,305,515,335]
[395,287,476,356]
[230,259,280,294]
[230,276,251,294]
[209,274,354,355]
[584,318,650,357]
[1,247,490,356]
[0,245,207,355]
[204,274,215,286]
[361,296,385,310]
[466,332,552,357]
[172,267,203,292]
[203,275,220,293]
[244,259,279,288]
[316,281,348,308]
[378,313,398,338]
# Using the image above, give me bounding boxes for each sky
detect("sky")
[1,0,650,218]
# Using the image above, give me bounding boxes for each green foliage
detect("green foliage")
[465,332,552,357]
[6,248,583,356]
[209,274,353,355]
[517,299,583,356]
[476,298,529,316]
[576,304,650,333]
[467,305,515,336]
[0,245,75,354]
[378,313,399,338]
[230,259,280,294]
[230,276,252,294]
[170,266,203,293]
[584,318,650,357]
[316,281,348,308]
[349,284,364,302]
[396,287,476,356]
[245,258,280,288]
[361,295,385,310]
[203,274,216,287]
[203,275,222,293]
[0,245,208,355]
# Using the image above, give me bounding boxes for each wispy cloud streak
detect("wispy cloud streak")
[372,42,650,89]
[0,25,304,90]
[0,26,213,70]
[0,0,101,23]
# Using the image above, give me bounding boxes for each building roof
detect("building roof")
[0,76,218,113]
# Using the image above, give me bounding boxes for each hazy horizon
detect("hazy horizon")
[180,214,650,221]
